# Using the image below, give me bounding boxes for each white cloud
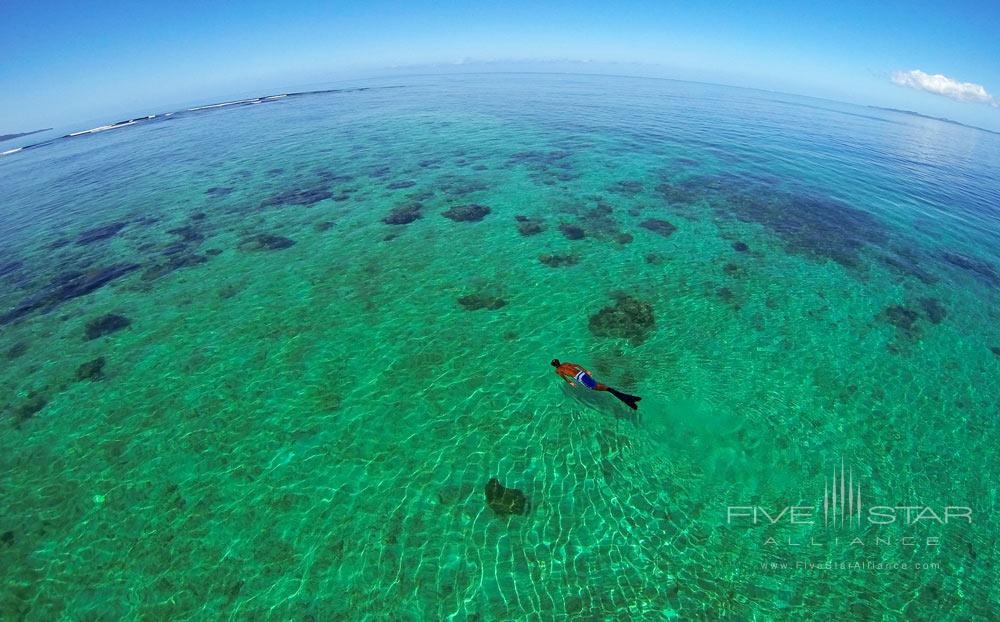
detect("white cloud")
[891,69,997,107]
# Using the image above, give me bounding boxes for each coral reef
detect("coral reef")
[539,254,580,268]
[386,180,416,190]
[5,341,28,360]
[484,478,529,516]
[237,234,296,251]
[515,216,545,236]
[75,357,106,381]
[383,203,423,225]
[261,188,332,208]
[608,180,643,195]
[13,391,47,425]
[639,219,677,237]
[1,263,140,325]
[76,222,128,245]
[84,314,132,340]
[918,297,947,324]
[442,204,490,222]
[588,295,655,343]
[879,305,921,340]
[558,223,586,240]
[939,252,1000,287]
[457,295,507,310]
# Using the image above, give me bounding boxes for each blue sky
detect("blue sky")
[2,0,999,132]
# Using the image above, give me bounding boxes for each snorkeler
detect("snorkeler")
[551,359,642,410]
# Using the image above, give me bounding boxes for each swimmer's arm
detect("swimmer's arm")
[555,369,577,386]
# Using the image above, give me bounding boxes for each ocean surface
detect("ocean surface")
[1,73,999,620]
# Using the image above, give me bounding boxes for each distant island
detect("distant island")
[869,106,1000,136]
[0,128,51,142]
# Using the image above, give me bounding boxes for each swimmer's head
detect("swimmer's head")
[551,359,560,367]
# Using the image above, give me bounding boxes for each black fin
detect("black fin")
[607,387,641,410]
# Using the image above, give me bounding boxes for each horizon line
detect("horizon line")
[4,69,999,153]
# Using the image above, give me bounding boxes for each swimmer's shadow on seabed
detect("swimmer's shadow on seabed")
[560,384,641,426]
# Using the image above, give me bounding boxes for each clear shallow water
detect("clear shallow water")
[1,73,999,620]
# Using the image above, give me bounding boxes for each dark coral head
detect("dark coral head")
[484,478,529,516]
[84,313,132,340]
[485,478,503,498]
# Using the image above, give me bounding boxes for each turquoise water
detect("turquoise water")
[1,73,999,620]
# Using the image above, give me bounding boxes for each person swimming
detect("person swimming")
[551,359,642,410]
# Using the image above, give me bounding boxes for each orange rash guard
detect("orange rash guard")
[554,362,607,390]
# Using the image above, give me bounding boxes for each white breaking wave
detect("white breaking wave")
[188,95,288,111]
[67,115,156,137]
[68,122,133,136]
